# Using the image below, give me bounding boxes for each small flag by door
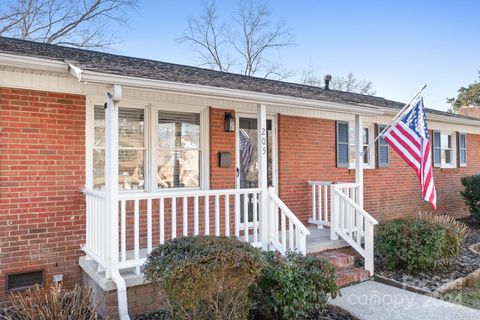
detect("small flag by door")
[382,97,437,209]
[239,129,254,177]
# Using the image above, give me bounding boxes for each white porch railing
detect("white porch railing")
[307,181,357,227]
[83,187,310,277]
[268,187,310,254]
[308,181,378,275]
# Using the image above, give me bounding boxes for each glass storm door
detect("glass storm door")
[237,117,274,226]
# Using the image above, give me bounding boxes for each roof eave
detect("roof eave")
[382,107,480,126]
[74,67,384,116]
[0,52,67,73]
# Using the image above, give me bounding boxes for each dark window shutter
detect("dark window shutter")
[458,132,467,166]
[336,121,349,168]
[377,125,389,167]
[432,131,441,166]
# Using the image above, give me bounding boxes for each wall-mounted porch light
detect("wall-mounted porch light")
[224,112,235,132]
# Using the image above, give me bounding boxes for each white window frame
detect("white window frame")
[459,132,467,167]
[151,103,209,192]
[86,100,209,192]
[433,130,457,169]
[348,122,375,169]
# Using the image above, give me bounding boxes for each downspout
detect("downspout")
[105,85,130,320]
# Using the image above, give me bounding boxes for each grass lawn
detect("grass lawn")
[440,282,480,310]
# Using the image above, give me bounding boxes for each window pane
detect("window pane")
[158,111,200,149]
[461,149,467,164]
[119,108,144,148]
[434,148,441,164]
[119,150,144,190]
[379,145,389,165]
[441,134,450,149]
[363,128,369,145]
[433,132,441,148]
[94,106,105,148]
[460,134,466,148]
[363,146,369,164]
[93,149,105,190]
[337,122,348,143]
[157,150,199,188]
[444,149,451,164]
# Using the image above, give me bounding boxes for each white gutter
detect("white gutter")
[0,52,66,73]
[382,107,480,126]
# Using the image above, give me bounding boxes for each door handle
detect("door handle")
[236,167,240,177]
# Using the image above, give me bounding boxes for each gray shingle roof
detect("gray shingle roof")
[0,36,476,122]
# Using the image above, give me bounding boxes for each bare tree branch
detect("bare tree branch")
[300,67,376,95]
[0,0,138,49]
[179,0,293,79]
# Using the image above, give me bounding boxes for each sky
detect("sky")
[114,0,480,112]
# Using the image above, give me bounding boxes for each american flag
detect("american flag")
[382,97,437,209]
[239,129,254,177]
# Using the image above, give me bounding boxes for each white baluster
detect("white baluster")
[243,193,249,242]
[204,195,209,235]
[171,197,176,239]
[289,220,294,251]
[194,196,199,235]
[147,198,152,254]
[235,193,240,237]
[253,193,258,243]
[134,199,140,275]
[281,211,286,251]
[225,194,230,236]
[183,196,188,236]
[159,197,164,244]
[324,185,328,224]
[215,195,220,236]
[120,200,126,262]
[317,185,322,228]
[312,185,316,221]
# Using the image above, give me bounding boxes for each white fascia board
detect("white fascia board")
[74,68,384,116]
[382,107,480,127]
[0,52,67,73]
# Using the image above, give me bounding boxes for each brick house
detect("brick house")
[1,37,480,319]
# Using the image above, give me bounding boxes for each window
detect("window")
[432,131,456,168]
[377,125,389,167]
[157,111,201,189]
[336,121,349,168]
[459,133,467,167]
[348,122,375,168]
[93,106,145,191]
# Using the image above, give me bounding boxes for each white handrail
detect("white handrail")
[268,188,310,235]
[118,188,261,200]
[335,190,378,225]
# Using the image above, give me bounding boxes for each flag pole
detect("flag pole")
[361,84,427,157]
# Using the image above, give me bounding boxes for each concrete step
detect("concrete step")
[336,268,370,287]
[306,227,349,254]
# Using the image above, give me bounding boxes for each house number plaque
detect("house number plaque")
[261,128,267,155]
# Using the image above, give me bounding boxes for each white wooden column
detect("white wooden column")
[354,114,364,208]
[105,85,130,320]
[257,104,269,249]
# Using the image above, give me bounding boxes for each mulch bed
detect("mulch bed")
[375,217,480,293]
[134,308,356,320]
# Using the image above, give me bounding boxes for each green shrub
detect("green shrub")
[377,219,463,273]
[250,251,338,320]
[144,236,264,320]
[461,174,480,219]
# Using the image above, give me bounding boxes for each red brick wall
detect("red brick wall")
[278,114,480,223]
[210,107,236,189]
[0,87,85,301]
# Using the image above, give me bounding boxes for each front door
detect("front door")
[236,116,275,226]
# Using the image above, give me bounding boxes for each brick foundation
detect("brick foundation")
[81,271,165,319]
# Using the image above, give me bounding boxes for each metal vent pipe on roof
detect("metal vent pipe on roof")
[324,74,332,90]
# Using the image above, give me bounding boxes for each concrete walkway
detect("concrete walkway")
[330,281,480,320]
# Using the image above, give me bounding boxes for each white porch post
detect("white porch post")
[257,104,269,249]
[105,85,129,320]
[355,114,364,208]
